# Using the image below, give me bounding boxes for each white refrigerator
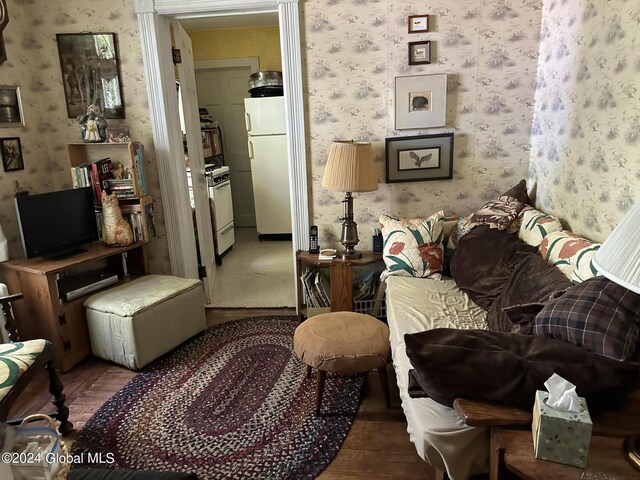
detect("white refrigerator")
[244,96,292,236]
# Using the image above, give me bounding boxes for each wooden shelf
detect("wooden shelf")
[1,242,150,371]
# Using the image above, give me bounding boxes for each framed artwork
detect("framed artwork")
[1,137,24,172]
[385,133,454,183]
[408,14,429,33]
[56,32,125,119]
[107,127,131,143]
[409,41,431,65]
[395,74,447,129]
[0,86,24,126]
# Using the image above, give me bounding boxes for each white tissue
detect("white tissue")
[544,373,582,412]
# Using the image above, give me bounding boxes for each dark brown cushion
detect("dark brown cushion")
[485,251,573,332]
[405,328,639,410]
[500,179,531,205]
[531,276,640,361]
[450,226,536,310]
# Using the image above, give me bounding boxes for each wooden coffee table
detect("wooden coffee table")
[492,428,639,479]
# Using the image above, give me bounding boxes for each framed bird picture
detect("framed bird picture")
[385,133,454,183]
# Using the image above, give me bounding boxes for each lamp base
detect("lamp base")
[338,250,362,260]
[624,434,640,471]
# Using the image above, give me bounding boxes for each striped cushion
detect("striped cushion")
[0,340,49,402]
[532,277,640,361]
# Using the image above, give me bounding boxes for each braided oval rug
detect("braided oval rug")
[71,316,365,479]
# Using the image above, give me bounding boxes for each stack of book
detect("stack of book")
[71,157,114,201]
[105,178,136,199]
[300,266,331,308]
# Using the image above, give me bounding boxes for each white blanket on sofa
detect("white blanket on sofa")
[386,275,490,480]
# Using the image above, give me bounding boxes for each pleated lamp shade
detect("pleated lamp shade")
[322,141,378,192]
[593,201,640,294]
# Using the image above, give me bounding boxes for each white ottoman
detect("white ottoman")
[84,274,206,370]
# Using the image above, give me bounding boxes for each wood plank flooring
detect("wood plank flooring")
[9,308,432,479]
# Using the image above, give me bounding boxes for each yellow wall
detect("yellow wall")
[189,26,282,71]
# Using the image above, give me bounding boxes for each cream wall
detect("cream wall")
[0,0,170,273]
[189,26,282,71]
[302,0,543,248]
[528,0,640,243]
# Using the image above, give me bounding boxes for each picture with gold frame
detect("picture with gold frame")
[0,86,24,126]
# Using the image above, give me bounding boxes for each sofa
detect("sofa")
[381,181,640,479]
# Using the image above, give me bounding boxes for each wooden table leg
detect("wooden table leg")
[378,364,391,408]
[316,370,326,416]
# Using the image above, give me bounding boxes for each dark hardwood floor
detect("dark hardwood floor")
[9,308,432,479]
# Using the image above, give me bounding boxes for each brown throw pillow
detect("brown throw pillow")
[464,196,527,234]
[405,328,639,411]
[531,276,640,361]
[500,179,531,205]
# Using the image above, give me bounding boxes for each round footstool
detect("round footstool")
[293,311,391,415]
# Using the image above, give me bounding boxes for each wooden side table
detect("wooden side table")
[492,428,639,479]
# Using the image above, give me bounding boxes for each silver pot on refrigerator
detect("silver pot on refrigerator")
[248,71,284,97]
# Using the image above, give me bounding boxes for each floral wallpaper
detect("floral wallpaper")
[0,0,170,274]
[528,0,640,243]
[302,0,543,249]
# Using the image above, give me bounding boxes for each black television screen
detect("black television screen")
[15,187,99,259]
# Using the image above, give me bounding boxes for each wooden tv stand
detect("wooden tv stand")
[1,242,149,371]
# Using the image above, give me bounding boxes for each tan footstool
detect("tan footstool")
[293,311,391,415]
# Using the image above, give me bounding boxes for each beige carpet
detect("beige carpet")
[210,227,296,308]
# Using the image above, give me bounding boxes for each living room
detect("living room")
[1,0,640,478]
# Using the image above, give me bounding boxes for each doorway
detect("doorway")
[135,0,309,313]
[194,59,258,227]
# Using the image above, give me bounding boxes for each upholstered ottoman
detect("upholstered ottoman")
[293,311,391,415]
[84,275,206,370]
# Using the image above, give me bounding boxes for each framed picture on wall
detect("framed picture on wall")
[0,86,24,126]
[385,133,453,183]
[56,32,125,119]
[1,137,24,172]
[395,74,447,129]
[408,14,429,33]
[408,41,431,65]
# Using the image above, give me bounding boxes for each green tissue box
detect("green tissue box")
[532,390,593,468]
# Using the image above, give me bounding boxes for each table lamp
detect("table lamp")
[321,140,378,260]
[592,200,640,471]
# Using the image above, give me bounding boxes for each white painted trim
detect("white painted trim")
[135,0,308,312]
[136,12,200,279]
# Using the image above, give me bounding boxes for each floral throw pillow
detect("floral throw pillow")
[380,211,445,280]
[518,209,563,248]
[539,230,600,281]
[463,196,528,234]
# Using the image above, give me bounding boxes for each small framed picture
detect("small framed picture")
[107,127,132,143]
[408,14,429,33]
[395,74,447,129]
[409,41,431,65]
[1,137,24,172]
[386,133,454,183]
[0,86,25,126]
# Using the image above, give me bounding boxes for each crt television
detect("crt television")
[15,187,99,259]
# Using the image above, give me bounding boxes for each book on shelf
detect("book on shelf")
[90,157,114,200]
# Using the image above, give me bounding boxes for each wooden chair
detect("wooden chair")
[0,288,73,434]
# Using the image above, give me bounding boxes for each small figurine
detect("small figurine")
[77,104,108,143]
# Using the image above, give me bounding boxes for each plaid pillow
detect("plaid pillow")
[532,276,640,361]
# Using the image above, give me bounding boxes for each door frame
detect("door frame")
[134,0,309,310]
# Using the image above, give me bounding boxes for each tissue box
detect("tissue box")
[532,390,593,468]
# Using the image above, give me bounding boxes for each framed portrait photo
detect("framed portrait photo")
[56,32,125,119]
[395,74,447,129]
[409,41,431,65]
[385,133,453,183]
[0,86,24,126]
[408,14,429,33]
[1,137,24,172]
